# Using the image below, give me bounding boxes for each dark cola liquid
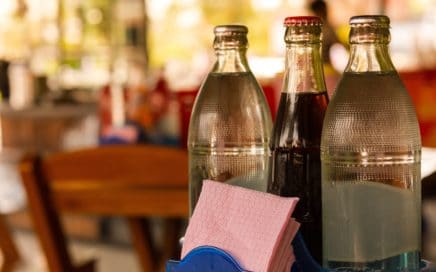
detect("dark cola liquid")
[268,91,328,264]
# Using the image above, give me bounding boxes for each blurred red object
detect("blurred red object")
[98,85,129,133]
[400,69,436,147]
[177,89,199,148]
[149,75,171,124]
[127,84,153,130]
[175,78,280,149]
[260,78,280,121]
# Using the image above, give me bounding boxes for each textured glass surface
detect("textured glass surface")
[188,72,272,212]
[322,72,420,154]
[321,71,422,271]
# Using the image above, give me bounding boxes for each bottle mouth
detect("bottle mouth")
[350,15,390,27]
[214,25,248,35]
[213,25,248,50]
[349,15,390,44]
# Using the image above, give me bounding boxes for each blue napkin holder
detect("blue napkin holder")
[166,246,248,272]
[166,232,322,272]
[166,231,433,272]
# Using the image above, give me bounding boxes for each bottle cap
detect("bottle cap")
[284,16,322,27]
[283,16,322,43]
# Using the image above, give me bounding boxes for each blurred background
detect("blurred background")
[0,0,435,271]
[1,0,436,147]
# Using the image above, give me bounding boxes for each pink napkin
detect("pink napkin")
[181,180,300,272]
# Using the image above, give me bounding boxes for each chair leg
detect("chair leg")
[0,214,20,272]
[127,218,156,272]
[75,259,96,272]
[162,218,183,261]
[157,218,185,272]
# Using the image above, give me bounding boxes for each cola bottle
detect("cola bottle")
[268,16,329,264]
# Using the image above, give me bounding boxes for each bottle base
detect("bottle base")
[324,251,421,272]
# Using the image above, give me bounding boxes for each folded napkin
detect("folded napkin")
[181,180,300,272]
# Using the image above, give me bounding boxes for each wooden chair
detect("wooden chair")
[0,214,20,272]
[19,145,189,272]
[0,151,23,272]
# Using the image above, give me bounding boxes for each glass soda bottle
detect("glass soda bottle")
[188,25,273,212]
[321,15,421,271]
[268,16,329,264]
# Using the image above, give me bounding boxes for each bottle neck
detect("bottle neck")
[345,23,395,73]
[345,43,395,73]
[212,48,250,73]
[282,42,326,93]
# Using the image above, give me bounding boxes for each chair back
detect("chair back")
[19,145,189,272]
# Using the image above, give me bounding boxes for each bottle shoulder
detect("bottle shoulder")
[189,72,272,126]
[321,72,421,152]
[188,71,272,145]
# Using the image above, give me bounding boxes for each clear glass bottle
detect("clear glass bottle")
[321,15,421,271]
[268,16,329,264]
[188,25,272,212]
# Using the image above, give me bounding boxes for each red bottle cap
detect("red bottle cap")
[284,16,322,26]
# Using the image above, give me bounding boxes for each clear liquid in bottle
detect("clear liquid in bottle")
[189,70,272,212]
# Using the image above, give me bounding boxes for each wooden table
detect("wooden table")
[0,102,101,240]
